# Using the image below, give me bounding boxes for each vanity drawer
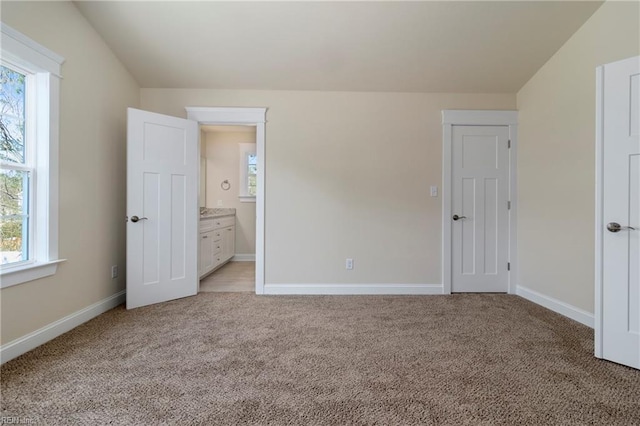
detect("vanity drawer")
[213,243,222,255]
[212,216,235,229]
[200,218,216,232]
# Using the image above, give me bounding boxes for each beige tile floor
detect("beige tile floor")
[199,261,255,293]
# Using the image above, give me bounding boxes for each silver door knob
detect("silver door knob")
[131,215,148,223]
[607,222,636,232]
[452,214,467,221]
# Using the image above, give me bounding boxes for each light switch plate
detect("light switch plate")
[430,186,438,197]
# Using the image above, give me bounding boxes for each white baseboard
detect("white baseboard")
[516,285,594,328]
[231,254,255,262]
[1,290,126,364]
[264,283,444,295]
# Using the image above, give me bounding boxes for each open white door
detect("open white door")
[597,56,640,369]
[127,108,199,309]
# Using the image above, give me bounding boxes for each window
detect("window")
[247,153,257,196]
[238,143,257,202]
[1,65,31,266]
[0,23,64,288]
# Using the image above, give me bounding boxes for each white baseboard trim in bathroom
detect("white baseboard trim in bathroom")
[516,285,594,328]
[232,254,255,262]
[1,290,126,364]
[264,283,444,295]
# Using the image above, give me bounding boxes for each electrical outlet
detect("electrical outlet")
[346,258,353,270]
[430,186,438,197]
[111,265,118,279]
[217,199,223,207]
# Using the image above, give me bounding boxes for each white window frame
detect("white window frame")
[238,142,256,203]
[0,23,65,288]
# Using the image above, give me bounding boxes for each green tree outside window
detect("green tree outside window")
[1,65,30,264]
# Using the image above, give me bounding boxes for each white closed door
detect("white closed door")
[127,108,199,309]
[451,125,510,293]
[601,56,640,369]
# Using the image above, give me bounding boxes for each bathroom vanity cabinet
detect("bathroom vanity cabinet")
[199,215,235,278]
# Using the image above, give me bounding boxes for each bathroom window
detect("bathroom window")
[247,153,257,196]
[0,23,64,288]
[238,143,256,202]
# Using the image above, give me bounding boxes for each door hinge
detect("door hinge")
[507,262,511,271]
[508,139,511,148]
[508,201,511,210]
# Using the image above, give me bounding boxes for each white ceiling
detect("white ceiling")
[74,1,602,93]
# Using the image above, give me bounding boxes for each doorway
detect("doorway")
[442,110,518,294]
[186,107,267,295]
[126,107,266,309]
[199,125,257,293]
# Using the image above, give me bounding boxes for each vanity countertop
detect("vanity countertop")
[200,208,236,219]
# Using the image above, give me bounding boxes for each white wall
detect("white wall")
[0,1,139,344]
[204,130,257,256]
[517,2,639,313]
[142,89,515,285]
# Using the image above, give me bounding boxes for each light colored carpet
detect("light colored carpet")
[2,293,640,425]
[199,261,254,293]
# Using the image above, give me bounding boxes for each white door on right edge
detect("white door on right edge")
[452,125,510,292]
[601,56,640,369]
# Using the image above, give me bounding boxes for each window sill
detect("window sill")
[0,259,66,289]
[238,196,256,203]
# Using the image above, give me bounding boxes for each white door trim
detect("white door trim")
[595,65,605,358]
[186,107,267,295]
[441,110,518,294]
